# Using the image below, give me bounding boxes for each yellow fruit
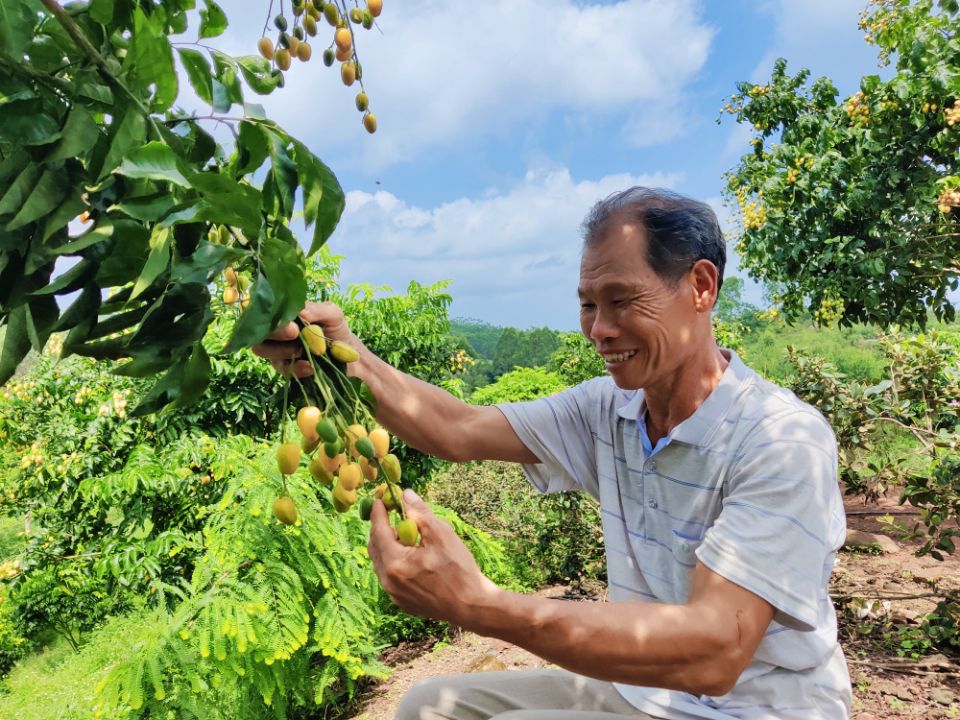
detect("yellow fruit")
[335,27,352,52]
[375,482,399,510]
[224,268,238,286]
[363,112,377,134]
[335,45,352,62]
[309,456,334,486]
[332,480,357,506]
[338,461,364,490]
[258,37,275,60]
[322,451,346,474]
[397,518,419,546]
[276,443,301,475]
[304,14,318,35]
[333,496,350,513]
[341,61,357,86]
[240,297,251,312]
[276,48,292,71]
[330,340,360,362]
[288,35,301,54]
[350,8,364,23]
[359,456,378,482]
[300,324,327,356]
[297,406,322,441]
[297,41,312,62]
[381,453,401,484]
[355,91,369,112]
[273,496,298,525]
[369,428,389,458]
[223,286,239,304]
[367,0,382,18]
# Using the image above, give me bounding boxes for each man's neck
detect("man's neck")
[642,344,730,446]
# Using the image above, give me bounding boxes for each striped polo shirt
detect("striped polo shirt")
[498,350,852,720]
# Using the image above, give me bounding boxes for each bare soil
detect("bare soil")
[347,494,960,720]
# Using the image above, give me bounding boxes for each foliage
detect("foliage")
[428,461,605,591]
[549,332,606,386]
[713,319,746,357]
[0,589,28,677]
[0,0,347,417]
[491,327,562,379]
[722,0,960,327]
[714,277,762,332]
[469,367,567,406]
[450,319,503,360]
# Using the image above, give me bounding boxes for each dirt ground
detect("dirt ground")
[347,493,960,720]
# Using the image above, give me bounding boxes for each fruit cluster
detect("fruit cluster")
[938,187,960,214]
[845,91,870,126]
[945,103,960,127]
[257,0,381,133]
[270,323,419,546]
[221,263,251,311]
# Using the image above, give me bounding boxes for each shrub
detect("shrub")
[470,367,567,405]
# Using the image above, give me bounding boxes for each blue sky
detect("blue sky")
[212,0,886,330]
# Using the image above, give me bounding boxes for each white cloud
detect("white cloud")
[751,0,884,91]
[215,0,714,170]
[326,166,684,328]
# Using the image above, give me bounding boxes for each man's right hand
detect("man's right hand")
[252,301,363,378]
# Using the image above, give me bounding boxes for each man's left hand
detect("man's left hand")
[367,489,500,628]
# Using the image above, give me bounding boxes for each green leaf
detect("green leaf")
[189,172,263,233]
[42,190,84,243]
[25,295,58,351]
[0,162,40,217]
[54,283,101,333]
[169,241,241,285]
[55,221,114,256]
[235,120,270,174]
[95,221,151,286]
[224,272,276,353]
[266,133,297,218]
[236,55,281,95]
[130,342,211,416]
[292,140,345,254]
[124,7,178,112]
[177,48,213,106]
[0,305,30,385]
[128,282,211,356]
[0,100,60,145]
[109,194,178,222]
[47,105,101,163]
[98,106,148,180]
[0,0,37,60]
[261,235,306,326]
[6,169,67,231]
[131,227,172,300]
[30,258,97,296]
[88,0,115,24]
[210,51,243,110]
[116,142,191,188]
[198,0,228,39]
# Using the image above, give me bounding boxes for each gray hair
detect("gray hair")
[581,187,726,292]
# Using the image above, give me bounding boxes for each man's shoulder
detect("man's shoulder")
[733,359,834,441]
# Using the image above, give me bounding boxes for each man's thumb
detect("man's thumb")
[401,489,436,538]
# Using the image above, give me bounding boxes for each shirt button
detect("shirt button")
[649,460,657,471]
[647,498,658,509]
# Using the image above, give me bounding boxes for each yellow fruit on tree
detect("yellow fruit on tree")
[341,61,357,86]
[375,482,399,510]
[355,91,369,112]
[300,324,326,355]
[309,456,334,486]
[273,496,298,525]
[297,42,312,61]
[304,14,318,35]
[332,480,357,506]
[335,45,352,62]
[397,518,419,546]
[297,406,322,441]
[322,451,346,474]
[359,456,378,482]
[346,423,367,455]
[258,37,275,60]
[331,340,360,362]
[369,428,389,458]
[223,286,239,304]
[334,27,352,52]
[368,0,382,18]
[276,443,301,475]
[301,434,320,453]
[333,496,350,513]
[381,453,402,484]
[363,112,377,134]
[288,35,301,54]
[323,2,339,25]
[338,461,364,490]
[276,48,292,71]
[224,267,238,286]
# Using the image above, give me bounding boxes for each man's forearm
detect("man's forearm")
[466,587,741,697]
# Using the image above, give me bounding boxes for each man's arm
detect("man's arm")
[253,302,537,464]
[369,491,776,698]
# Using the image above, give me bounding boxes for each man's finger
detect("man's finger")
[252,341,302,361]
[401,489,439,543]
[368,499,400,566]
[267,321,300,342]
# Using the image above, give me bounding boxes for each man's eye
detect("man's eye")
[580,303,595,310]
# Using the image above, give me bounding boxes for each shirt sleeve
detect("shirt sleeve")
[695,408,847,631]
[495,378,603,496]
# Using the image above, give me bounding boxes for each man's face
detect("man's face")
[578,218,699,390]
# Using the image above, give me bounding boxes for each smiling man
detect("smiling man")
[255,187,852,720]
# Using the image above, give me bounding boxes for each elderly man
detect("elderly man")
[255,188,852,720]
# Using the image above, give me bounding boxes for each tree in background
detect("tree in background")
[723,0,960,328]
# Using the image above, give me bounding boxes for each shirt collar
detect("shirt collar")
[615,349,754,447]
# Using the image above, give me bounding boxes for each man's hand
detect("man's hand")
[367,489,501,628]
[251,301,362,378]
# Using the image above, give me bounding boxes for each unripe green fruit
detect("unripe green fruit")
[354,437,376,460]
[359,496,374,521]
[323,2,339,26]
[362,12,373,29]
[397,518,419,546]
[323,48,335,66]
[304,14,318,35]
[274,14,288,31]
[355,91,369,112]
[293,26,305,40]
[350,8,364,22]
[333,497,350,513]
[316,418,338,444]
[273,496,297,525]
[276,443,301,475]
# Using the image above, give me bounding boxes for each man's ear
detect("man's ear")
[689,260,719,313]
